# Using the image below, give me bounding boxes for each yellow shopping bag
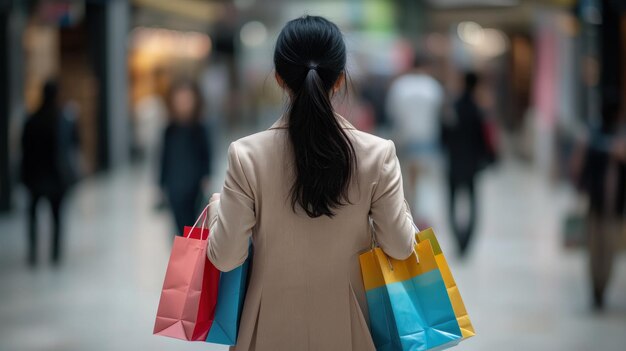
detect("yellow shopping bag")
[416,228,475,339]
[360,240,463,350]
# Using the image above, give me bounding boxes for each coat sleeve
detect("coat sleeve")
[206,142,255,272]
[369,140,416,260]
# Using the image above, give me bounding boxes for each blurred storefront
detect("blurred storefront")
[422,0,625,174]
[0,0,23,212]
[23,0,130,173]
[1,0,626,213]
[0,0,130,212]
[128,0,231,160]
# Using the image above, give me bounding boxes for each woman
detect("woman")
[159,79,211,233]
[205,16,415,350]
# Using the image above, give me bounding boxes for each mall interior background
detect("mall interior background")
[1,0,626,350]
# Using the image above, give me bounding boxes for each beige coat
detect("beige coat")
[206,115,415,351]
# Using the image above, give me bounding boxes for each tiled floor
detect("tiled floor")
[1,152,625,351]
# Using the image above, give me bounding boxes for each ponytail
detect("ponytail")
[287,68,356,218]
[274,15,356,218]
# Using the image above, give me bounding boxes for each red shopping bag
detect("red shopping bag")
[153,218,221,341]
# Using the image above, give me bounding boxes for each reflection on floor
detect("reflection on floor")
[1,156,625,351]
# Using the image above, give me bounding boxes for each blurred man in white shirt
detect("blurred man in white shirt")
[386,55,444,217]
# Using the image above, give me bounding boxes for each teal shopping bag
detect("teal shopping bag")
[360,240,462,350]
[206,251,251,345]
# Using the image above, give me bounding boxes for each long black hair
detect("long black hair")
[274,15,356,218]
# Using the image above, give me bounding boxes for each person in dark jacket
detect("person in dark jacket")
[21,80,73,266]
[160,80,211,233]
[579,102,625,310]
[443,72,489,256]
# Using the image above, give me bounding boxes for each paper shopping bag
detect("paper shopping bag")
[153,226,220,341]
[360,240,462,351]
[416,228,475,339]
[206,248,251,345]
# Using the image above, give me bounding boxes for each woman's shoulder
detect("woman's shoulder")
[227,129,289,164]
[344,130,397,181]
[234,125,391,151]
[229,125,394,167]
[348,129,395,158]
[232,129,285,149]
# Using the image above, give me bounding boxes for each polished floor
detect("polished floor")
[1,153,625,351]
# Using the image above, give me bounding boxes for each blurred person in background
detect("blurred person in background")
[386,53,444,219]
[579,102,625,310]
[21,80,75,266]
[442,72,490,256]
[159,79,212,233]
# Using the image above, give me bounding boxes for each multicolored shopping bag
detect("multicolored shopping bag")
[360,239,462,350]
[416,228,475,339]
[206,247,251,345]
[153,220,221,341]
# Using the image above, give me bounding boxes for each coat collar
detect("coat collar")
[268,114,356,130]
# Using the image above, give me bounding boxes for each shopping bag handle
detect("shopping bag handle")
[185,202,213,240]
[411,222,420,264]
[368,220,420,270]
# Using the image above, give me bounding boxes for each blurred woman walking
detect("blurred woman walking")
[159,80,212,233]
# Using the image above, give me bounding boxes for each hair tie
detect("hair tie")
[308,63,318,71]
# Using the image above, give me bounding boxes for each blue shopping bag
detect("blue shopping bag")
[206,250,251,345]
[360,239,462,350]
